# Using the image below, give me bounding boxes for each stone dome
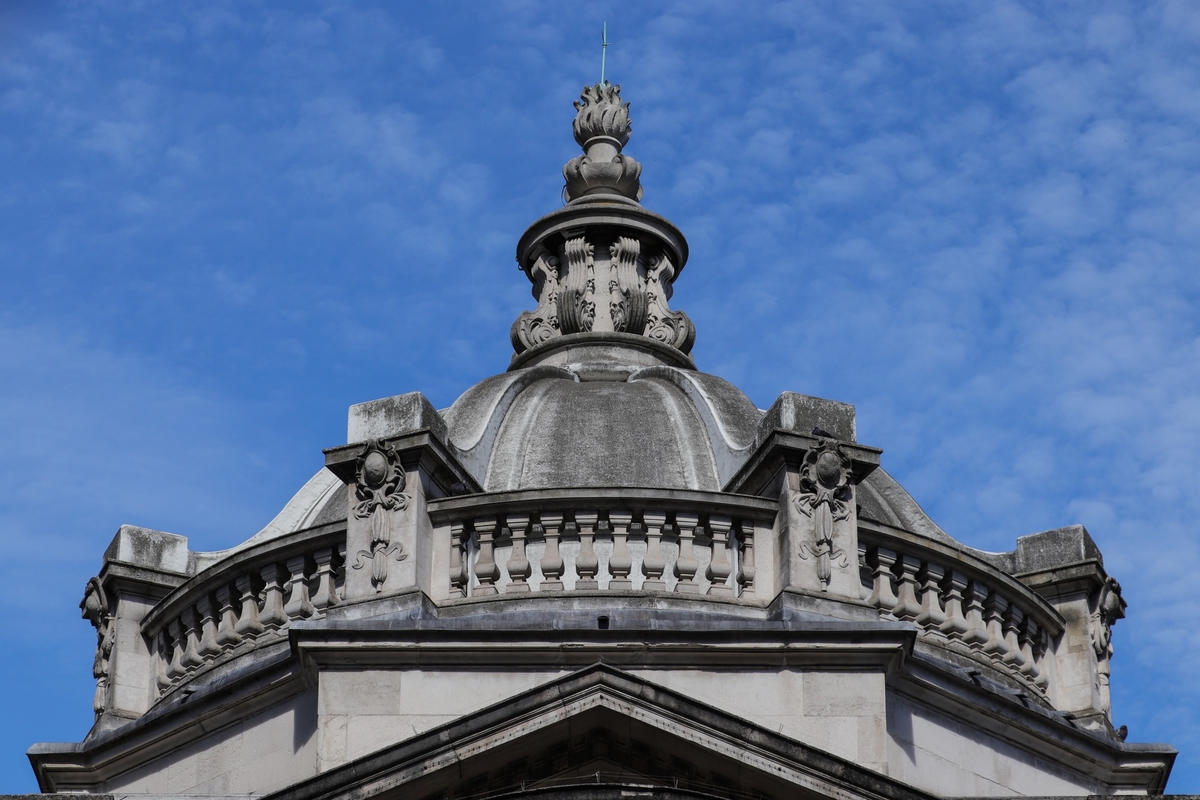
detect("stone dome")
[442,333,763,492]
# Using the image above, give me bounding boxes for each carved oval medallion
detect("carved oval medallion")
[815,451,843,488]
[362,451,389,488]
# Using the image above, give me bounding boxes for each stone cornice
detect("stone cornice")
[324,428,480,497]
[893,651,1175,793]
[725,429,882,497]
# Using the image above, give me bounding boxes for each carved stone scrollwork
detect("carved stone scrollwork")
[645,254,695,354]
[80,577,112,717]
[557,236,595,334]
[795,443,853,591]
[609,236,648,334]
[511,251,562,354]
[1090,576,1125,717]
[351,439,410,592]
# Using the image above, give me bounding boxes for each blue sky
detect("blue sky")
[2,1,1199,792]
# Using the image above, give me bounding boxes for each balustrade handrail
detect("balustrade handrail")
[858,519,1064,637]
[427,487,779,523]
[141,520,346,638]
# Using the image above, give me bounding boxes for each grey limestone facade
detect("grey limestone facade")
[25,84,1181,800]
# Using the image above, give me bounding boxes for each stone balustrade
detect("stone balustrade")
[857,522,1064,699]
[427,489,778,600]
[141,524,345,699]
[133,493,1067,705]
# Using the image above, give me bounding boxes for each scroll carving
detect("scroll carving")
[795,443,853,590]
[351,439,410,592]
[511,251,562,353]
[645,254,695,354]
[609,236,648,334]
[80,577,113,717]
[1090,577,1125,717]
[557,235,595,334]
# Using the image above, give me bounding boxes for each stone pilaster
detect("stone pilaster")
[324,392,478,604]
[1014,525,1125,732]
[86,526,189,730]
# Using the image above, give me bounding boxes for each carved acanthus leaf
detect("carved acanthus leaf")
[511,252,562,354]
[645,254,696,354]
[563,153,643,202]
[557,236,595,334]
[609,236,648,334]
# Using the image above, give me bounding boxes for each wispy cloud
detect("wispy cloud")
[0,0,1198,791]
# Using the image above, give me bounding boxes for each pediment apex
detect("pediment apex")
[268,664,932,800]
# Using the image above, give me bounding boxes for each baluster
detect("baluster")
[706,515,733,597]
[215,584,243,650]
[963,580,990,648]
[449,520,468,598]
[259,563,289,630]
[982,591,1010,657]
[234,573,265,638]
[506,514,531,593]
[1019,616,1038,679]
[474,516,499,595]
[166,618,187,681]
[1031,624,1050,689]
[284,556,315,619]
[893,555,922,621]
[575,510,600,590]
[608,510,634,591]
[161,628,182,686]
[311,547,340,611]
[179,607,204,670]
[596,519,612,588]
[915,562,947,632]
[1002,605,1026,668]
[866,547,899,615]
[539,513,565,591]
[642,511,668,591]
[673,512,700,593]
[166,620,187,680]
[195,595,222,659]
[940,570,970,640]
[737,521,756,596]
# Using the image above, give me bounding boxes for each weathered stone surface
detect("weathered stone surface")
[103,526,189,574]
[1014,525,1105,574]
[348,391,448,445]
[758,391,857,445]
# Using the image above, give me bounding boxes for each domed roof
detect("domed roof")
[442,333,763,492]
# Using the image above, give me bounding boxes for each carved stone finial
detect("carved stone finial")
[572,82,631,149]
[564,83,643,203]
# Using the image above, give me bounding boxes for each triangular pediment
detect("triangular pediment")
[265,664,932,800]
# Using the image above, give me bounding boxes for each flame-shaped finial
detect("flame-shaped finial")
[564,83,642,203]
[572,82,632,149]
